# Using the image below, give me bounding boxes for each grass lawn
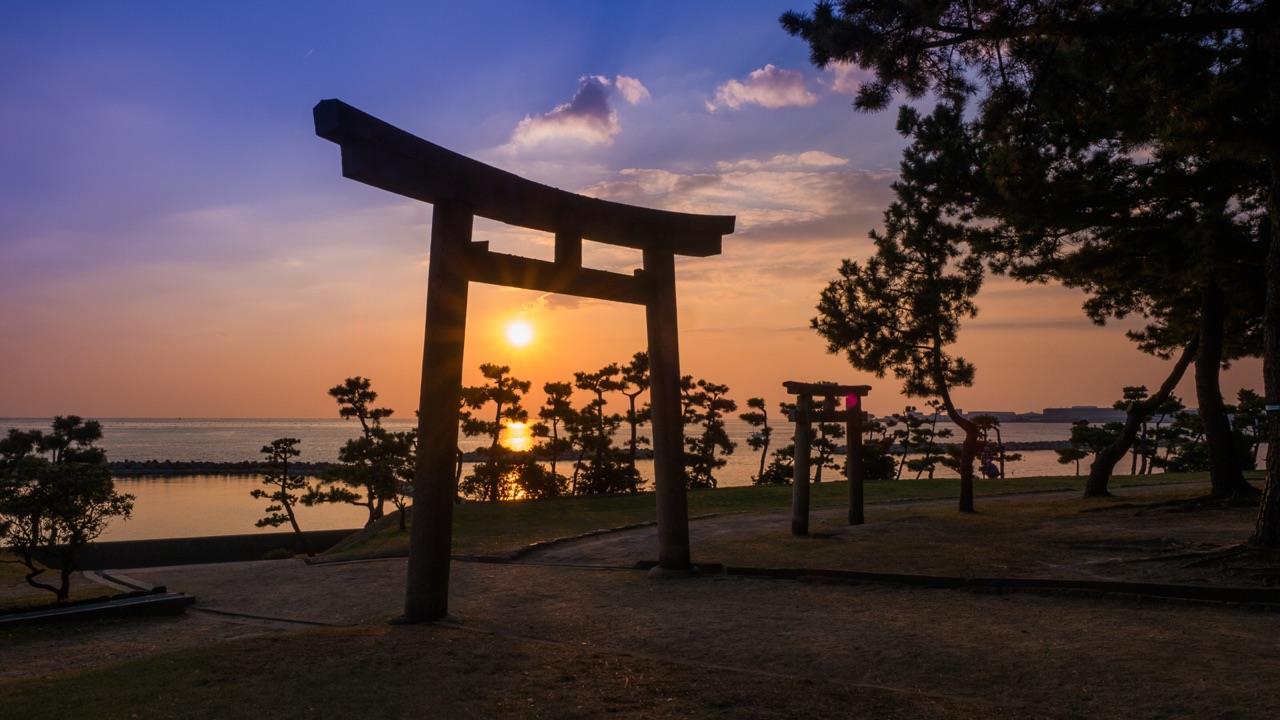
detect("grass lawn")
[0,618,1036,719]
[324,471,1224,561]
[1,553,122,612]
[1,621,1049,720]
[684,483,1272,584]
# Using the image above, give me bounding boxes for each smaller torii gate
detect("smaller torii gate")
[783,381,871,536]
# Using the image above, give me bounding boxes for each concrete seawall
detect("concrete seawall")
[34,529,359,569]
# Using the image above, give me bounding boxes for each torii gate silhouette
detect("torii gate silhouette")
[314,100,735,622]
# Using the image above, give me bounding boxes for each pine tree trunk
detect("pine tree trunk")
[628,395,639,471]
[283,500,310,555]
[937,383,977,513]
[995,426,1005,478]
[1196,283,1254,499]
[1085,337,1197,497]
[549,423,559,478]
[58,566,72,602]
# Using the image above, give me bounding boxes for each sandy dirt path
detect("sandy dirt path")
[7,480,1277,718]
[90,555,1280,719]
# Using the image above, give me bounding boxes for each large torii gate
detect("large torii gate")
[313,99,735,622]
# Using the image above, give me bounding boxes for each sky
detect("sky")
[0,1,1261,419]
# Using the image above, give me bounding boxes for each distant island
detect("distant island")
[962,406,1133,424]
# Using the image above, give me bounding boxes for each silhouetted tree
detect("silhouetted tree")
[309,377,411,525]
[251,437,312,554]
[739,398,773,483]
[754,402,798,486]
[1152,410,1211,473]
[856,415,900,482]
[680,376,737,489]
[1234,388,1267,468]
[907,402,954,481]
[0,418,133,601]
[1085,338,1199,496]
[884,407,926,480]
[1057,421,1122,478]
[813,105,985,512]
[811,414,845,484]
[459,364,531,502]
[509,456,566,500]
[535,381,576,482]
[619,351,651,474]
[1056,447,1088,476]
[573,364,638,494]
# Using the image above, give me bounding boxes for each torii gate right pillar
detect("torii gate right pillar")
[645,248,692,572]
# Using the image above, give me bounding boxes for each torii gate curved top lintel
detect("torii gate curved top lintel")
[314,100,735,622]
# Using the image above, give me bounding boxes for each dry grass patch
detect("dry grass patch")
[0,622,1038,719]
[692,484,1275,585]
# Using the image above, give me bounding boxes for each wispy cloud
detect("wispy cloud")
[581,151,893,243]
[715,150,848,172]
[706,64,818,112]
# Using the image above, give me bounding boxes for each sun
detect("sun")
[504,319,534,347]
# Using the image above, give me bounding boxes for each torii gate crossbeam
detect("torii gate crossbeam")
[314,99,735,622]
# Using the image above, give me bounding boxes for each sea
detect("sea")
[2,417,1087,541]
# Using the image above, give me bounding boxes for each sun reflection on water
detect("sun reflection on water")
[500,421,532,452]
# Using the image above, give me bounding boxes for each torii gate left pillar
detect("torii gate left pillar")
[314,99,735,622]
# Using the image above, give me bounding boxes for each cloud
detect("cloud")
[825,61,872,95]
[706,64,818,112]
[505,74,650,151]
[612,75,651,105]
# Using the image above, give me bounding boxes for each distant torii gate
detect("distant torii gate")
[314,100,735,622]
[783,381,871,536]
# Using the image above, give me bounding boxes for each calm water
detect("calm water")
[3,417,1085,540]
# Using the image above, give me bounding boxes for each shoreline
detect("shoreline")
[106,440,1076,477]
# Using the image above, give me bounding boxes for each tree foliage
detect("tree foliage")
[572,364,639,495]
[250,437,313,552]
[739,397,773,484]
[459,364,533,502]
[812,103,984,511]
[310,377,415,527]
[0,417,133,601]
[680,377,738,489]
